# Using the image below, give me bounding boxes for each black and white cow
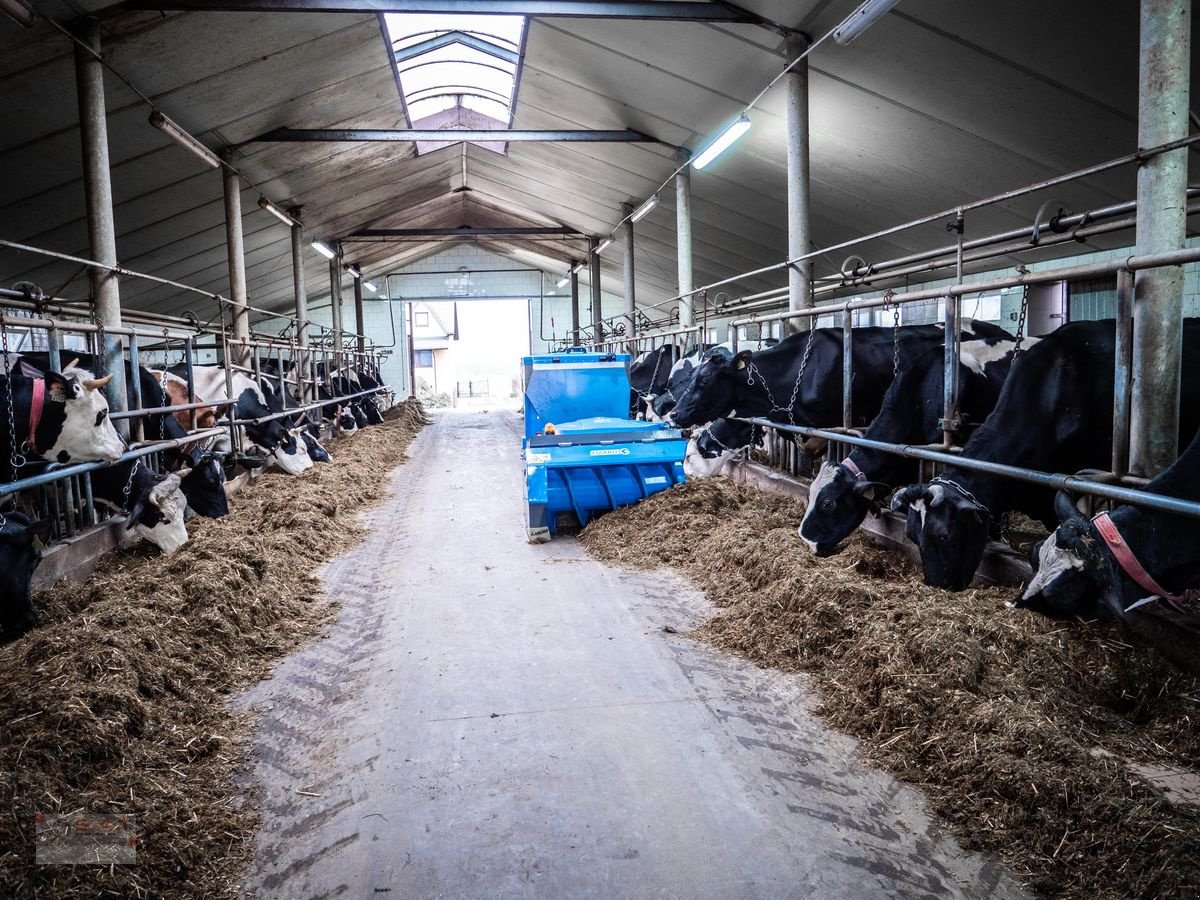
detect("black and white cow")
[683,418,766,477]
[177,449,229,516]
[1015,426,1200,619]
[629,344,681,419]
[667,322,1007,430]
[257,372,333,463]
[0,511,52,639]
[0,359,125,480]
[90,459,189,554]
[650,345,733,422]
[336,369,384,425]
[892,319,1200,591]
[799,336,1023,556]
[182,366,312,475]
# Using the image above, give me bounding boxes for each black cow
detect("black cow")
[257,373,333,463]
[0,511,52,640]
[799,335,1021,556]
[892,319,1200,591]
[0,360,125,481]
[300,431,332,463]
[629,344,681,419]
[178,449,229,516]
[1015,426,1200,619]
[337,369,384,425]
[668,321,1008,430]
[90,459,188,554]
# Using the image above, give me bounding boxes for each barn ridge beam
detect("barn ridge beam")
[118,0,797,35]
[234,128,679,149]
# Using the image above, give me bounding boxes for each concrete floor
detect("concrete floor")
[239,409,1027,900]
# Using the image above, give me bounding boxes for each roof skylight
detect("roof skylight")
[385,13,527,150]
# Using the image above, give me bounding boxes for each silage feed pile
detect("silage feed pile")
[581,478,1200,900]
[0,398,431,899]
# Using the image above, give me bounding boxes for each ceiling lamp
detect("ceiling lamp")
[258,196,298,228]
[149,110,222,169]
[630,195,659,223]
[833,0,903,46]
[311,240,336,260]
[692,115,751,170]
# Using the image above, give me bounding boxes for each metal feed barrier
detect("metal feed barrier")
[600,124,1200,523]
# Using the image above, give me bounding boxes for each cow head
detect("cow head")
[668,351,749,428]
[362,398,384,426]
[266,427,313,475]
[126,471,189,554]
[335,405,358,435]
[892,480,990,590]
[0,512,52,639]
[179,452,229,518]
[43,364,126,465]
[799,462,890,556]
[1011,492,1123,619]
[299,430,332,463]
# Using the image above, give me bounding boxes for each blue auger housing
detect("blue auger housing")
[521,349,687,542]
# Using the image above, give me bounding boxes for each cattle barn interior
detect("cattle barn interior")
[3,1,1200,897]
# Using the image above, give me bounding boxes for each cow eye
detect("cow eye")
[819,499,836,514]
[95,410,107,426]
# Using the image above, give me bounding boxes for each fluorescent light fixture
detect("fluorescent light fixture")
[0,0,35,27]
[692,115,751,170]
[595,238,614,255]
[556,275,570,288]
[148,110,222,169]
[257,195,298,228]
[570,260,585,274]
[345,263,362,279]
[364,281,379,293]
[630,194,659,223]
[311,240,336,260]
[833,0,902,46]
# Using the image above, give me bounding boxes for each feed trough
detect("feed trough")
[521,349,686,542]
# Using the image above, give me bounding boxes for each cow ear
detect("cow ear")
[734,350,753,370]
[32,517,53,544]
[852,480,889,502]
[891,483,932,513]
[43,370,75,398]
[1054,490,1085,524]
[126,499,145,529]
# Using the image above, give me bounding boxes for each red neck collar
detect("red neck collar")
[1092,511,1183,601]
[24,377,45,455]
[841,456,865,481]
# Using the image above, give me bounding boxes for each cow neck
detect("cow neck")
[1091,512,1184,602]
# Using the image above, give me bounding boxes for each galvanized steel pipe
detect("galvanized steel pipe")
[221,154,251,368]
[785,32,812,335]
[1131,0,1192,476]
[675,149,694,328]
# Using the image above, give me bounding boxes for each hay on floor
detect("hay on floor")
[0,399,431,900]
[581,478,1200,900]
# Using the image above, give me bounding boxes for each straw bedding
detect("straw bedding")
[0,398,430,899]
[580,478,1200,900]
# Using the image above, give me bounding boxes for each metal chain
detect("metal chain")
[94,316,105,372]
[121,457,141,513]
[1013,283,1030,356]
[159,328,170,441]
[745,325,815,425]
[930,475,991,519]
[1,319,25,480]
[883,288,901,377]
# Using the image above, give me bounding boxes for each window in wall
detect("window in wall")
[415,311,430,327]
[415,349,435,367]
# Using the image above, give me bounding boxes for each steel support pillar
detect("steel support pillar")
[74,18,128,432]
[1131,0,1191,476]
[589,238,603,343]
[675,149,694,328]
[784,33,812,336]
[353,273,365,356]
[221,154,251,368]
[290,208,308,402]
[329,247,344,373]
[570,265,581,346]
[621,203,636,353]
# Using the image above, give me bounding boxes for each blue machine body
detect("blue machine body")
[522,349,687,542]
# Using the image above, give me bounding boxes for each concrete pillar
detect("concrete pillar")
[675,150,694,328]
[221,154,250,368]
[1131,0,1191,476]
[329,248,344,373]
[290,208,308,402]
[73,18,128,428]
[353,272,366,356]
[621,203,637,353]
[589,238,603,344]
[784,33,813,336]
[570,264,581,346]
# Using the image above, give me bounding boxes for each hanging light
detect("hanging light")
[555,274,571,288]
[630,194,659,223]
[364,281,379,293]
[595,238,614,255]
[257,196,298,227]
[311,240,336,260]
[0,0,35,27]
[149,110,222,169]
[692,115,751,170]
[833,0,903,46]
[345,263,362,279]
